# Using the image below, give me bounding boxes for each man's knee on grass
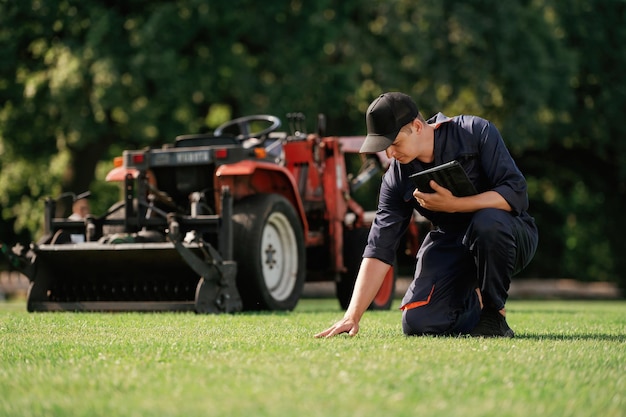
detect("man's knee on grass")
[402,305,455,336]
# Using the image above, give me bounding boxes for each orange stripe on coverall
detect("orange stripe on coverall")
[399,285,435,311]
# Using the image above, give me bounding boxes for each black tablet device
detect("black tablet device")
[408,160,477,197]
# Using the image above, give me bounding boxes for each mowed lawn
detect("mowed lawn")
[0,298,624,417]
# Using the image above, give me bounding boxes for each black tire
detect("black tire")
[336,227,368,310]
[232,194,306,311]
[370,263,397,310]
[336,226,396,310]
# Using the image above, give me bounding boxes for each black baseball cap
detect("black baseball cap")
[360,92,418,153]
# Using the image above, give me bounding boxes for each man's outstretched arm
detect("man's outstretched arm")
[314,257,392,338]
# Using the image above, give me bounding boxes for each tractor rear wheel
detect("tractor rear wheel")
[337,227,396,310]
[232,194,305,311]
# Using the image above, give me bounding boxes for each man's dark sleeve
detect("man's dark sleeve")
[476,121,529,215]
[362,161,414,265]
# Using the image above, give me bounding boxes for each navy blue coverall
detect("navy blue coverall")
[363,113,539,336]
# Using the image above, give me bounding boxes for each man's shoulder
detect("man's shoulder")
[428,113,489,131]
[452,114,490,129]
[445,116,493,142]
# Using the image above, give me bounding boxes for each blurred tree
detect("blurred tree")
[527,0,626,284]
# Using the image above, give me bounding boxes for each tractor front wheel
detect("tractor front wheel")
[232,194,306,311]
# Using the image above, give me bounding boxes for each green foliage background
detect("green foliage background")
[0,0,624,288]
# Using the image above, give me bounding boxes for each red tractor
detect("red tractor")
[13,113,421,313]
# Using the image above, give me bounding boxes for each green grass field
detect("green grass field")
[1,298,624,417]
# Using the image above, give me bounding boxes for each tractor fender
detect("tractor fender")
[105,166,139,182]
[215,160,309,236]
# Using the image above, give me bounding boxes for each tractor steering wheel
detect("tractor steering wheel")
[214,115,281,142]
